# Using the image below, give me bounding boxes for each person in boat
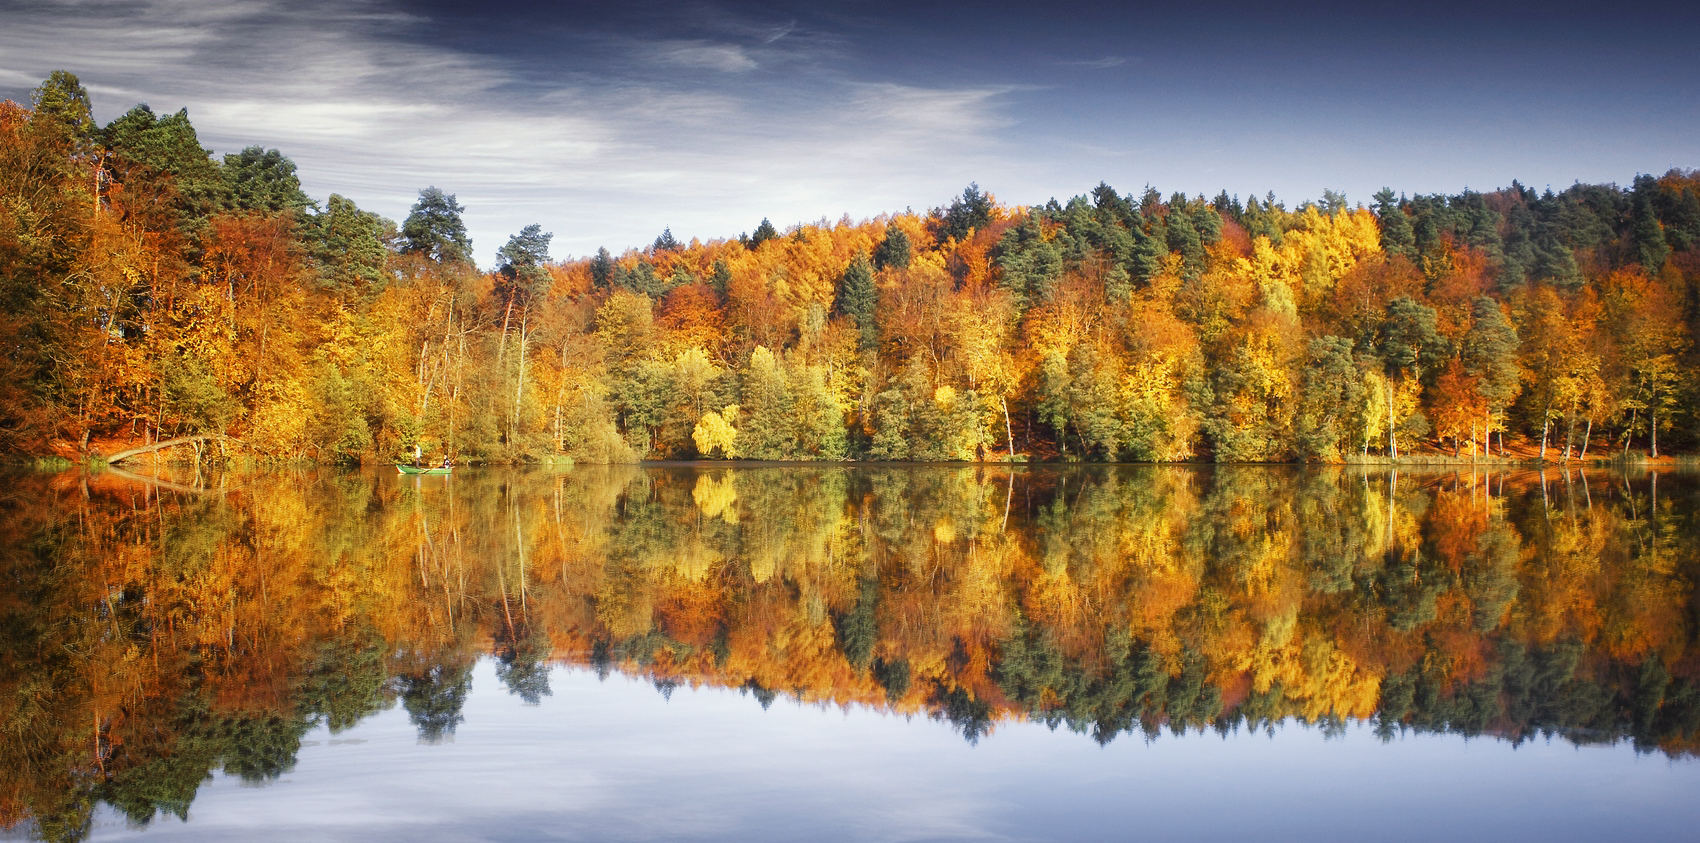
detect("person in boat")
[440,456,452,469]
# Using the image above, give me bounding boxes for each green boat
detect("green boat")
[397,464,452,475]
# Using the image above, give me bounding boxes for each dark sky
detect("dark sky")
[2,0,1695,264]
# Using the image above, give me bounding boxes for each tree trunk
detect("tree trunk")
[496,297,514,365]
[1539,415,1549,462]
[418,339,432,418]
[1651,407,1658,458]
[1387,381,1397,459]
[512,309,529,437]
[92,152,105,217]
[1001,397,1015,460]
[1580,418,1592,461]
[555,338,571,454]
[1563,401,1576,462]
[1624,408,1637,460]
[105,435,232,464]
[449,320,464,460]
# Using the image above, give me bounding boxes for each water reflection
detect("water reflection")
[2,464,1697,839]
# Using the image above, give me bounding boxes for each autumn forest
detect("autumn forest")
[5,72,1700,466]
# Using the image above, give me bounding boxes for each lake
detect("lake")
[2,464,1697,842]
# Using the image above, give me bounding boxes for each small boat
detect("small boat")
[397,464,452,475]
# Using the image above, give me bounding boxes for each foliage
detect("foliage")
[3,72,1700,465]
[223,146,309,213]
[400,187,471,264]
[305,194,392,301]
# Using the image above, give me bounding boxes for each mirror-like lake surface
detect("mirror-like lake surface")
[3,465,1698,842]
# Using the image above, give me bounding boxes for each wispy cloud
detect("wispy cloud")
[1061,56,1127,69]
[0,0,1018,263]
[3,0,1693,263]
[654,41,760,72]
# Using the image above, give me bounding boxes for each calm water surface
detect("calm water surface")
[3,465,1698,841]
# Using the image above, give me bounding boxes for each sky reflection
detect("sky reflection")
[87,661,1700,843]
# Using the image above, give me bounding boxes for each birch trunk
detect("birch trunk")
[1387,380,1397,460]
[512,309,529,437]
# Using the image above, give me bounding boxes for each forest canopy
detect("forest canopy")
[4,71,1699,464]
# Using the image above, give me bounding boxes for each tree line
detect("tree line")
[4,71,1699,464]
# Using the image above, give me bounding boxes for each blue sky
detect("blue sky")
[2,0,1695,267]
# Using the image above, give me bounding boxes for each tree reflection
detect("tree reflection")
[2,464,1699,838]
[398,662,473,745]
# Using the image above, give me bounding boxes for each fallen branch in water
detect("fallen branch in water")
[103,435,239,464]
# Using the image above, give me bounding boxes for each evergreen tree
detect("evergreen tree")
[994,212,1062,307]
[497,224,553,305]
[1037,351,1072,454]
[1139,186,1164,219]
[101,104,231,225]
[307,194,390,299]
[867,378,914,460]
[1165,206,1206,278]
[1212,190,1244,222]
[1191,204,1222,245]
[1091,182,1137,226]
[1407,196,1446,270]
[1462,297,1521,427]
[1632,175,1671,270]
[29,70,94,143]
[873,222,912,270]
[1457,193,1507,272]
[710,258,732,295]
[932,183,994,244]
[1499,202,1538,287]
[621,262,662,296]
[835,254,879,352]
[1295,336,1365,460]
[590,247,615,290]
[1369,297,1445,456]
[1128,222,1166,283]
[1373,188,1415,259]
[399,186,470,263]
[1377,297,1447,380]
[1650,172,1700,252]
[1064,343,1120,458]
[749,218,779,248]
[1531,230,1583,290]
[223,146,310,213]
